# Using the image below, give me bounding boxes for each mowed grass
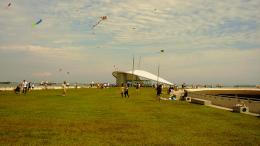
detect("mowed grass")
[0,88,259,146]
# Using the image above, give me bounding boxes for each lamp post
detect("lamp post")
[156,49,164,85]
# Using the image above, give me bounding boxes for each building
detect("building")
[112,70,173,86]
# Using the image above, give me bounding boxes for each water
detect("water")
[0,82,88,88]
[0,82,18,88]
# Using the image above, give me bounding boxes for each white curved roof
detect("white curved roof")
[113,70,173,85]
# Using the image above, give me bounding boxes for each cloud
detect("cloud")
[0,45,86,60]
[32,72,52,77]
[0,0,259,84]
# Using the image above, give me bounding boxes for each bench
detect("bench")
[191,98,212,106]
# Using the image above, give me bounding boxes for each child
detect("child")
[124,85,129,98]
[120,85,124,98]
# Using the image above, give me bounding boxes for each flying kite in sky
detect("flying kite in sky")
[32,19,42,27]
[5,2,11,9]
[7,2,11,7]
[92,16,107,29]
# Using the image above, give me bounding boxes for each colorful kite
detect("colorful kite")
[32,19,42,27]
[92,16,107,29]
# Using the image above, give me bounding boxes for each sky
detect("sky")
[0,0,259,85]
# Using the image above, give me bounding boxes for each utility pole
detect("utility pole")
[138,56,142,69]
[157,64,160,85]
[131,55,135,87]
[157,49,164,86]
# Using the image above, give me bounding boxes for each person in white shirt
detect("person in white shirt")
[62,81,67,96]
[22,80,28,94]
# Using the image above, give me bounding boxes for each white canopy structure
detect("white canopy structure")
[112,70,173,86]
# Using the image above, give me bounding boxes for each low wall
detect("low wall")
[188,92,260,114]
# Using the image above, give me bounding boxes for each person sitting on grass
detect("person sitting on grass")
[14,83,22,94]
[159,87,176,101]
[169,87,175,100]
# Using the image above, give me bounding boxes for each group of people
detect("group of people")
[14,80,68,96]
[14,80,34,94]
[13,80,182,101]
[120,83,129,98]
[156,85,178,101]
[118,83,178,101]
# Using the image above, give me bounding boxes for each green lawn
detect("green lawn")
[0,88,259,146]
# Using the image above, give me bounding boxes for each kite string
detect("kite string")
[92,19,102,29]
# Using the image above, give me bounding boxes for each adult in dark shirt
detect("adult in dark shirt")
[156,85,162,101]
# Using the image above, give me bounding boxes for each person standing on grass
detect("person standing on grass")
[22,80,28,94]
[136,83,141,95]
[156,84,162,101]
[124,84,129,98]
[62,81,67,96]
[120,84,124,98]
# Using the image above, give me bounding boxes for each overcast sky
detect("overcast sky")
[0,0,259,85]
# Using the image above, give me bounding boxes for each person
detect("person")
[62,81,67,96]
[182,83,186,89]
[136,83,140,95]
[156,84,162,101]
[168,86,174,95]
[22,80,28,94]
[180,89,188,100]
[27,82,31,91]
[31,83,35,90]
[120,84,124,98]
[124,84,129,98]
[75,82,78,89]
[169,87,174,97]
[14,83,22,94]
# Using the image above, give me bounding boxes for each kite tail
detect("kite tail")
[92,20,102,29]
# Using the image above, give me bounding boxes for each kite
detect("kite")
[58,68,62,72]
[5,2,11,9]
[153,8,158,14]
[7,3,11,7]
[92,16,107,29]
[67,72,70,75]
[32,19,42,27]
[160,49,164,53]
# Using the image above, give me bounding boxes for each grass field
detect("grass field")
[0,88,259,146]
